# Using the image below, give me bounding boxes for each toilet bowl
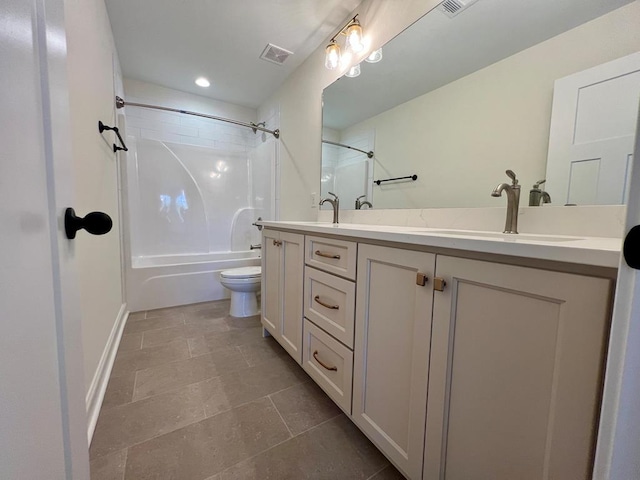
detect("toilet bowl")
[219,266,261,317]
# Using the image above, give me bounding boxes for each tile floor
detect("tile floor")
[90,300,405,479]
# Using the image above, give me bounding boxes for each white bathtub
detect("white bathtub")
[126,251,261,312]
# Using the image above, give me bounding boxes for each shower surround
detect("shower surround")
[121,93,276,311]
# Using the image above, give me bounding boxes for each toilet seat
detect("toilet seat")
[220,266,261,279]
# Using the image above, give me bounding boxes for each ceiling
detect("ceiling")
[323,0,634,130]
[105,0,361,108]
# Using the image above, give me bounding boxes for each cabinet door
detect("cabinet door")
[279,232,305,363]
[261,229,280,333]
[354,244,436,480]
[425,256,611,480]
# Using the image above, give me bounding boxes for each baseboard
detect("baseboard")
[86,303,128,443]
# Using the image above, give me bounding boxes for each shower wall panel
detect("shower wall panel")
[124,104,272,258]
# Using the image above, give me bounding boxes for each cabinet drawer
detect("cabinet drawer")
[302,319,353,414]
[304,267,355,348]
[305,236,357,280]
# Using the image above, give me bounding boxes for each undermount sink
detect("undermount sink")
[411,229,584,243]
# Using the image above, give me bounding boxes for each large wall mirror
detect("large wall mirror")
[321,0,640,210]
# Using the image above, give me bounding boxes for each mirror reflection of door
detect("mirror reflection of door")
[546,52,640,205]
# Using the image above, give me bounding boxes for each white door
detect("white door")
[353,244,435,479]
[593,105,640,477]
[545,52,640,205]
[279,231,304,363]
[0,0,89,478]
[425,256,610,480]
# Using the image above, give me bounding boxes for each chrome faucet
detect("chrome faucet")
[491,170,521,234]
[319,192,339,224]
[355,195,373,210]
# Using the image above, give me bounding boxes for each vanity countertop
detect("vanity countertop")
[259,221,622,269]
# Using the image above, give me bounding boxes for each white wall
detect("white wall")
[340,2,640,209]
[64,0,125,401]
[258,0,443,220]
[123,78,257,123]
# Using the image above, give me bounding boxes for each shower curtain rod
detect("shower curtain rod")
[115,96,280,139]
[322,139,373,158]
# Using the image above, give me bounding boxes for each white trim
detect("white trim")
[85,303,128,443]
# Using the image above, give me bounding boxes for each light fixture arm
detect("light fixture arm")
[329,14,360,43]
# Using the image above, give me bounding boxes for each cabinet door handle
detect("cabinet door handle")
[434,277,447,292]
[314,295,339,310]
[315,250,340,259]
[273,239,282,246]
[313,350,338,371]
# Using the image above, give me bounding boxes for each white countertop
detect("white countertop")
[259,221,622,269]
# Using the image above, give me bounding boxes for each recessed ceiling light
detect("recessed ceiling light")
[195,77,210,88]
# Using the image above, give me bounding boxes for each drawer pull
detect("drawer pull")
[313,350,338,371]
[314,295,339,310]
[315,250,341,259]
[273,239,282,246]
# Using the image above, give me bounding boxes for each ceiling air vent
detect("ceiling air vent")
[260,44,293,65]
[439,0,480,18]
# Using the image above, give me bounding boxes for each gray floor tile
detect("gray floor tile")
[123,315,184,335]
[270,381,342,436]
[92,299,395,479]
[196,355,309,417]
[101,372,136,410]
[110,339,190,378]
[217,415,389,480]
[133,347,248,401]
[90,383,206,459]
[89,449,127,480]
[145,305,186,319]
[183,300,231,318]
[224,314,261,330]
[188,326,264,356]
[368,465,407,479]
[124,397,291,480]
[183,316,232,336]
[238,335,289,367]
[128,312,146,322]
[118,333,142,352]
[141,317,230,349]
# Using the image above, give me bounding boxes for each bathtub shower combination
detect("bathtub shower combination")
[121,98,278,312]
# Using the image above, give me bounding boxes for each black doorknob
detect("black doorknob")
[65,208,113,239]
[623,225,640,270]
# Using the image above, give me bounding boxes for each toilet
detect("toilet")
[219,266,261,317]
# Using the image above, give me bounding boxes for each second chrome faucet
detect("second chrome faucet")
[491,169,521,234]
[319,192,340,224]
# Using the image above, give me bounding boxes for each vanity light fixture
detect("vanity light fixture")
[345,63,361,78]
[324,14,365,70]
[345,18,364,52]
[365,48,383,63]
[325,40,341,70]
[195,77,210,88]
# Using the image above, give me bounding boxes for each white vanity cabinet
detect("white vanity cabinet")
[353,244,436,480]
[260,224,615,480]
[424,256,612,480]
[261,229,304,363]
